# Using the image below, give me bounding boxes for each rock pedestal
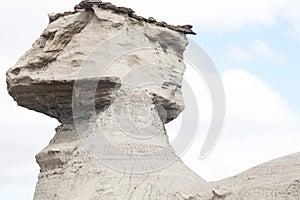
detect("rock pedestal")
[8,1,299,199]
[6,1,210,199]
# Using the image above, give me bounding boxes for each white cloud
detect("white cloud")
[0,0,79,63]
[167,69,300,181]
[0,0,298,34]
[252,40,282,63]
[222,40,283,64]
[104,0,300,33]
[0,63,59,199]
[106,0,280,31]
[0,0,300,198]
[277,0,300,39]
[222,46,251,62]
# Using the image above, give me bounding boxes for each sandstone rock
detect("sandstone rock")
[48,11,78,23]
[147,17,157,23]
[73,0,196,35]
[6,1,209,199]
[205,152,300,199]
[6,1,300,199]
[7,2,190,123]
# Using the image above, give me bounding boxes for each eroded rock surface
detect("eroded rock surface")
[6,1,210,199]
[206,152,300,200]
[6,1,300,200]
[7,0,191,124]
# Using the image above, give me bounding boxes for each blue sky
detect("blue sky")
[0,0,300,199]
[195,24,300,112]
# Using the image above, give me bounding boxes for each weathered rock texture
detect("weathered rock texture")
[207,152,300,200]
[7,1,210,199]
[6,1,300,200]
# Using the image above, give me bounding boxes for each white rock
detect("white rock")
[6,1,300,199]
[6,2,210,199]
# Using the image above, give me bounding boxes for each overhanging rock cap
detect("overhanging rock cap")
[49,0,196,35]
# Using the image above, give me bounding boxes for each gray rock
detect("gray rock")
[6,2,209,200]
[6,1,300,200]
[207,152,300,200]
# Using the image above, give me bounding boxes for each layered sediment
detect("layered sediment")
[6,1,300,199]
[7,1,209,199]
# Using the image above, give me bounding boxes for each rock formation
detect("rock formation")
[208,152,300,199]
[6,0,300,199]
[6,1,210,199]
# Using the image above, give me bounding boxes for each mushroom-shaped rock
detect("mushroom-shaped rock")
[6,1,210,200]
[6,2,192,124]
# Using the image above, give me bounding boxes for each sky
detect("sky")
[1,0,300,199]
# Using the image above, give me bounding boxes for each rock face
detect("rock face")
[208,152,300,200]
[6,1,300,199]
[6,1,210,199]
